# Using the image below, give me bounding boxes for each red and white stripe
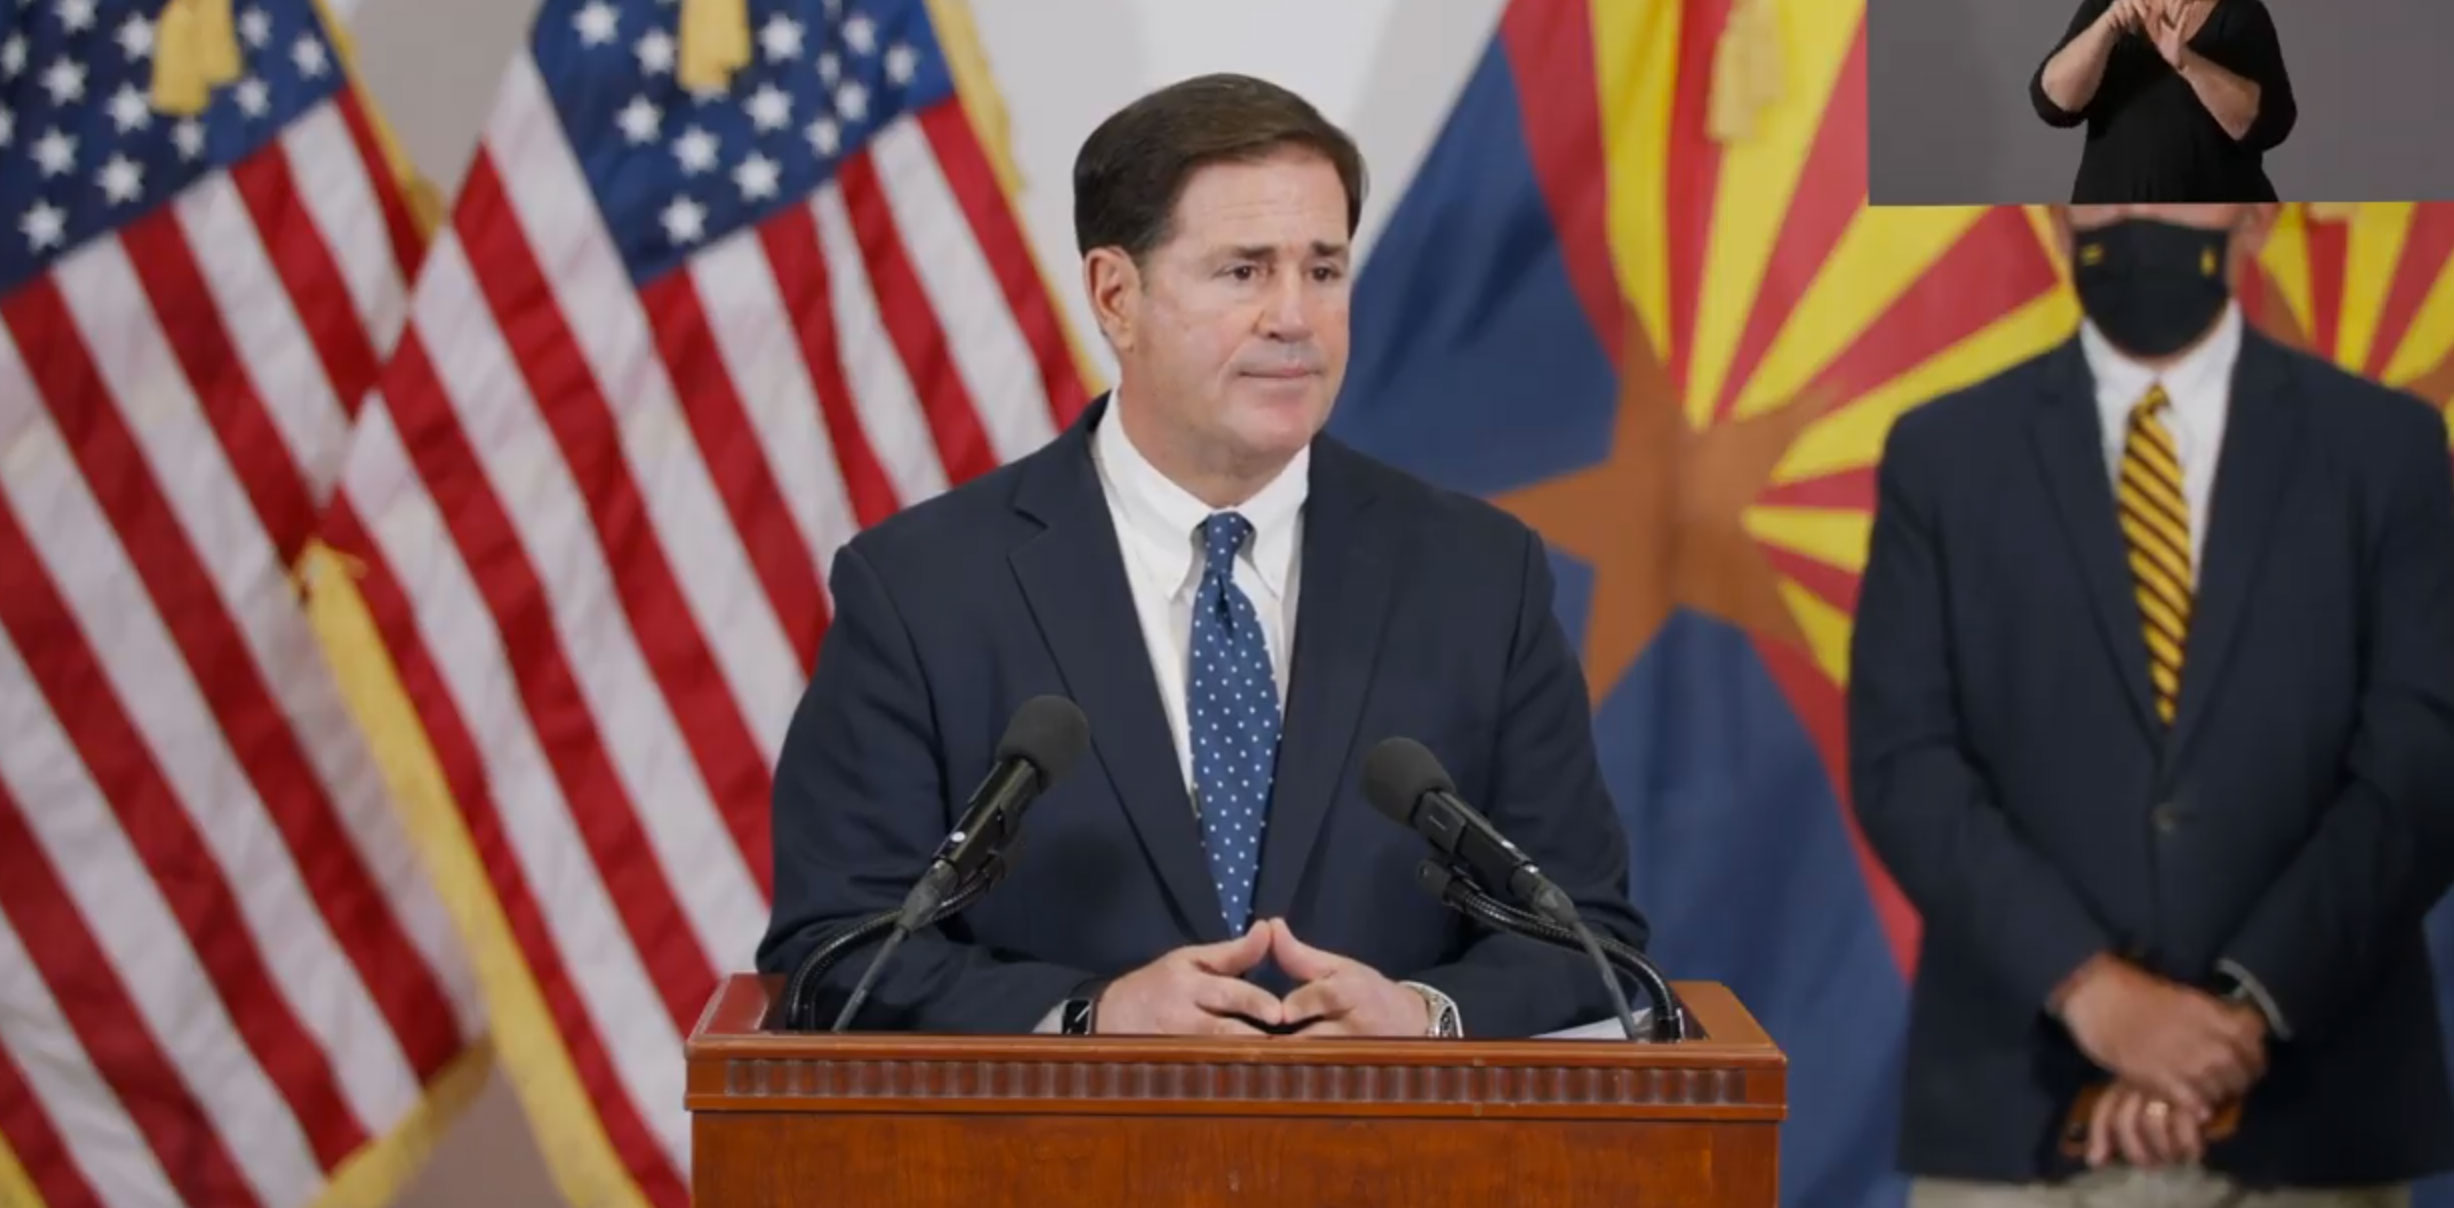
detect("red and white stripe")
[326,49,1086,1204]
[0,90,477,1207]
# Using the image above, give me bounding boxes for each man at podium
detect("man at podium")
[755,74,1649,1040]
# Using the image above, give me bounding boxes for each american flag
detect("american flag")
[0,1,484,1206]
[310,0,1086,1200]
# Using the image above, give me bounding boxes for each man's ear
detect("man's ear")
[1083,247,1140,353]
[2221,204,2279,290]
[2233,203,2280,262]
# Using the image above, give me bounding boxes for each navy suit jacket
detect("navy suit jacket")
[756,396,1648,1037]
[1850,329,2454,1185]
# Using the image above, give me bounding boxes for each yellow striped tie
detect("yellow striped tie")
[2115,385,2193,724]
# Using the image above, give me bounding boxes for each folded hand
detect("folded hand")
[2057,955,2267,1119]
[1266,919,1429,1038]
[1093,925,1287,1036]
[2086,1081,2208,1168]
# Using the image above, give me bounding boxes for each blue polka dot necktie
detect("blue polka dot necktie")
[1188,511,1283,935]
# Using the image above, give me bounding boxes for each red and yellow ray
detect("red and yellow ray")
[1502,0,2072,974]
[2241,204,2454,419]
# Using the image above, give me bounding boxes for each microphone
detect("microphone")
[832,695,1089,1031]
[1362,737,1579,928]
[1364,737,1646,1042]
[896,694,1090,930]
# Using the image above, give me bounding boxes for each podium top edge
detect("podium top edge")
[689,975,1784,1070]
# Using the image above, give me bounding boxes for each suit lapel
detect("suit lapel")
[2030,341,2162,738]
[1008,397,1227,943]
[1250,441,1394,924]
[2169,333,2300,763]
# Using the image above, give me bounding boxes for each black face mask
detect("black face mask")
[2070,218,2234,359]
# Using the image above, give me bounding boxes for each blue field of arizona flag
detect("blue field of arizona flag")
[1333,0,2454,1204]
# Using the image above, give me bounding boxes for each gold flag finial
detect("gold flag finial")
[677,0,752,94]
[1708,0,1785,145]
[153,0,245,116]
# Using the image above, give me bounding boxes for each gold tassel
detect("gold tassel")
[1708,0,1785,145]
[152,0,210,114]
[153,0,245,116]
[677,0,751,95]
[195,0,243,84]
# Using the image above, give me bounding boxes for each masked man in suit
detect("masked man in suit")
[1851,201,2454,1206]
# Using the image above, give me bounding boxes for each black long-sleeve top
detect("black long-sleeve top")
[2031,0,2297,203]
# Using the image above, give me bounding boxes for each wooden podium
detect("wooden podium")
[686,974,1785,1205]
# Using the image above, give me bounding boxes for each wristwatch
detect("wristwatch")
[1404,981,1463,1038]
[1058,978,1110,1036]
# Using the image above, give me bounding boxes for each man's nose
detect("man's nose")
[1258,274,1311,339]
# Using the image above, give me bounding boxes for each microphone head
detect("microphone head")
[996,695,1090,786]
[1362,737,1455,827]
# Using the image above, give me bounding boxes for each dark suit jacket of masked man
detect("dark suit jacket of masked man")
[1850,311,2454,1187]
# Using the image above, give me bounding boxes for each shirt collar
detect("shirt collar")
[2080,299,2242,435]
[1093,393,1309,597]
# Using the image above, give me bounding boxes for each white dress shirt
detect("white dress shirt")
[1089,398,1306,797]
[2074,301,2290,1038]
[2079,300,2241,578]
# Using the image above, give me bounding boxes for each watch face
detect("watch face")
[1062,999,1094,1035]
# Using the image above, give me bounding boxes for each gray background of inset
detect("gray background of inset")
[1868,0,2454,204]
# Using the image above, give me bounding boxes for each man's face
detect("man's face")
[1094,147,1353,472]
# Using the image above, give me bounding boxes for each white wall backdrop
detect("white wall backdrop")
[328,1,1506,1201]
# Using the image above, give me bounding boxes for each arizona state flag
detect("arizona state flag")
[1334,1,2454,1204]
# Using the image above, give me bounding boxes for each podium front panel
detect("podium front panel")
[686,976,1786,1206]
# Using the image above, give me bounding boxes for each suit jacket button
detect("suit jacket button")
[2152,803,2181,834]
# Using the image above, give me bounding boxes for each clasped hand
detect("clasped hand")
[2058,956,2270,1168]
[1092,918,1431,1037]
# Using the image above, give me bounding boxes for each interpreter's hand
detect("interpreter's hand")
[2152,0,2193,65]
[2087,1081,2206,1169]
[2058,956,2267,1120]
[1093,925,1286,1036]
[1266,918,1431,1038]
[2101,0,2153,36]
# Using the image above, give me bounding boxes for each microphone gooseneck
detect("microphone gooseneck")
[1369,736,1684,1042]
[1568,915,1645,1042]
[1415,860,1684,1041]
[783,855,1009,1031]
[809,696,1088,1032]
